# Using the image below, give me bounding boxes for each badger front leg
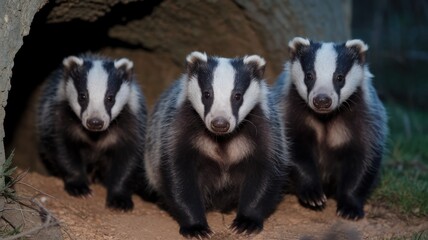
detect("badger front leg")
[335,146,379,220]
[291,133,326,210]
[161,148,211,239]
[232,158,283,235]
[56,137,91,197]
[104,148,137,211]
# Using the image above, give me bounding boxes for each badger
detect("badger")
[145,52,287,238]
[36,54,147,211]
[274,37,387,220]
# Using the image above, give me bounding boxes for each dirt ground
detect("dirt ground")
[12,169,428,240]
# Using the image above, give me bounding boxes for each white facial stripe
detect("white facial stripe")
[290,60,308,102]
[313,43,337,94]
[127,84,141,115]
[340,64,364,104]
[187,75,204,119]
[65,79,81,117]
[259,81,270,117]
[238,80,261,122]
[308,43,339,111]
[207,58,236,132]
[83,61,110,130]
[111,83,131,119]
[361,66,374,104]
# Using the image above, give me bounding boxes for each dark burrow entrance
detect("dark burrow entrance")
[4,0,169,172]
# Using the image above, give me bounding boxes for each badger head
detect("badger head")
[185,51,267,135]
[62,55,134,131]
[288,37,370,114]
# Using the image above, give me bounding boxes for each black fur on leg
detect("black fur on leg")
[231,215,263,235]
[160,142,210,238]
[64,178,91,197]
[179,225,213,239]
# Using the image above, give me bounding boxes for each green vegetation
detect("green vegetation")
[387,230,428,240]
[371,103,428,216]
[0,150,17,200]
[0,151,20,238]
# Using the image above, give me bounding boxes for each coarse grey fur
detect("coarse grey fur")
[274,37,388,220]
[37,53,147,211]
[144,52,288,238]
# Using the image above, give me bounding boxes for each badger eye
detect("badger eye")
[203,91,211,99]
[106,95,114,102]
[336,74,345,82]
[305,72,313,81]
[234,93,242,102]
[78,93,87,101]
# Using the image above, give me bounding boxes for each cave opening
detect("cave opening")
[4,0,166,172]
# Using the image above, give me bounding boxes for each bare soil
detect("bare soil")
[13,169,428,240]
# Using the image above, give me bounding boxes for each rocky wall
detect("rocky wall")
[2,0,351,172]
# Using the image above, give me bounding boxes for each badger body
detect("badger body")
[37,54,147,211]
[145,52,287,238]
[275,38,387,219]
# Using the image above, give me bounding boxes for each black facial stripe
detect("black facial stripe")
[333,44,357,95]
[70,60,92,116]
[296,42,322,95]
[193,57,217,117]
[104,61,125,117]
[230,58,252,122]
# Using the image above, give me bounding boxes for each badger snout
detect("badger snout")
[313,94,332,110]
[211,117,230,133]
[86,118,105,131]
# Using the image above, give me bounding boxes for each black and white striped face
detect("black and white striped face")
[62,56,134,131]
[185,51,266,135]
[288,37,369,114]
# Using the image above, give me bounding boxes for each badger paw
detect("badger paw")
[230,215,263,235]
[106,194,134,211]
[179,224,212,239]
[64,180,91,197]
[336,197,364,220]
[297,184,326,210]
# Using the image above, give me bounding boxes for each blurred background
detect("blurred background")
[351,0,428,215]
[3,0,428,215]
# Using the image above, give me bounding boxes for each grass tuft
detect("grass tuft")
[0,150,17,200]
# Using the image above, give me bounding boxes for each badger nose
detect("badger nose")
[86,118,104,131]
[313,94,332,109]
[211,117,230,133]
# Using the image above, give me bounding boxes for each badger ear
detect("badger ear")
[345,39,369,63]
[243,55,266,80]
[288,37,311,60]
[186,51,207,75]
[114,58,134,71]
[114,58,134,81]
[63,56,83,70]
